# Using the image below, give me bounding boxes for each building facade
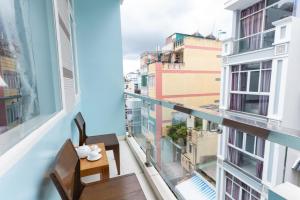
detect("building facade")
[141,33,222,165]
[218,0,300,199]
[0,22,22,133]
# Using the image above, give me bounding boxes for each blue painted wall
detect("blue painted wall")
[75,0,126,136]
[0,107,80,200]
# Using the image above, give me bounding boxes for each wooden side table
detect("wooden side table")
[79,143,110,180]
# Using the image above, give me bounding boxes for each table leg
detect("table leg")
[101,165,110,180]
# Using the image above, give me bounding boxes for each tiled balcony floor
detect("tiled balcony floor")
[81,140,157,200]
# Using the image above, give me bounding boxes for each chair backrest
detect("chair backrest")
[50,139,84,200]
[74,112,87,146]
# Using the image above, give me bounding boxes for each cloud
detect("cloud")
[121,0,233,75]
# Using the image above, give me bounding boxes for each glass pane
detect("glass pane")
[226,178,233,194]
[225,195,232,200]
[259,95,269,116]
[235,131,243,148]
[246,134,255,153]
[238,34,261,53]
[267,0,280,6]
[244,95,259,114]
[231,65,239,72]
[252,190,261,198]
[0,0,61,155]
[231,73,239,91]
[240,11,263,38]
[240,72,248,91]
[232,183,240,200]
[249,71,260,92]
[228,128,235,144]
[265,1,294,30]
[255,137,265,158]
[242,190,251,200]
[241,62,260,71]
[263,31,275,48]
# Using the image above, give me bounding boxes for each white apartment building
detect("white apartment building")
[218,0,300,199]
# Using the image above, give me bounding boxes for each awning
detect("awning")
[175,174,216,200]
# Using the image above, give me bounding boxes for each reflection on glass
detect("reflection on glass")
[263,31,275,48]
[0,0,61,155]
[246,134,255,153]
[127,103,218,198]
[265,1,294,30]
[249,71,260,92]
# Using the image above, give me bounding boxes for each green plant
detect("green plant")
[194,117,203,131]
[167,122,187,143]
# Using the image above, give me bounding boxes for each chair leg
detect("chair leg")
[113,145,120,175]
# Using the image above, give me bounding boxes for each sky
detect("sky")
[121,0,233,75]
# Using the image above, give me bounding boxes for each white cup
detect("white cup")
[89,150,99,159]
[90,145,98,151]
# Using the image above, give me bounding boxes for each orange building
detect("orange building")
[141,32,222,164]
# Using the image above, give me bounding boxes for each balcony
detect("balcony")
[224,31,275,56]
[1,0,300,199]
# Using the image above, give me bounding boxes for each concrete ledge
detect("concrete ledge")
[126,135,177,200]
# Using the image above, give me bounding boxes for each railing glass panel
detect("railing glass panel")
[125,92,300,200]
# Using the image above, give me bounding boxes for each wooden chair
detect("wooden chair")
[50,139,146,200]
[74,112,120,175]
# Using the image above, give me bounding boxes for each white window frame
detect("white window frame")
[69,1,80,100]
[237,0,294,52]
[229,61,272,116]
[224,172,261,200]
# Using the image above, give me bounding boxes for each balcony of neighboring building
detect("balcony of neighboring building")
[222,0,295,62]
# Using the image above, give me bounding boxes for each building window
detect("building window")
[148,75,155,87]
[280,26,287,39]
[0,0,62,155]
[229,61,272,116]
[225,172,261,200]
[189,144,192,153]
[237,0,294,53]
[264,0,294,30]
[141,75,147,87]
[227,128,265,179]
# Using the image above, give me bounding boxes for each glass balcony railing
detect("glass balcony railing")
[124,92,300,200]
[232,30,275,54]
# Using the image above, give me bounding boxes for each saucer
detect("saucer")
[87,154,102,161]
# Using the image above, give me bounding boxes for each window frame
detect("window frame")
[224,172,261,200]
[0,0,66,175]
[69,1,80,99]
[229,61,272,116]
[236,0,294,53]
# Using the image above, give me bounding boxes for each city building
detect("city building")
[125,98,142,136]
[218,0,300,199]
[0,22,22,133]
[124,70,141,94]
[181,107,220,184]
[141,33,222,166]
